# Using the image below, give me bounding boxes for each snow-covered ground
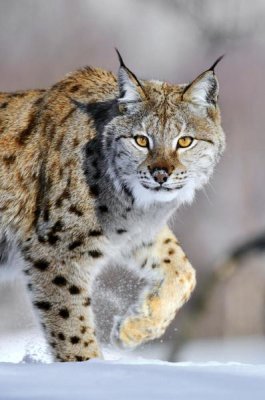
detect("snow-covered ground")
[1,280,265,399]
[1,359,265,400]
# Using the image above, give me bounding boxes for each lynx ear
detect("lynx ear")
[115,49,147,105]
[183,55,224,107]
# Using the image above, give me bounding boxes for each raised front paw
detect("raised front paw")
[111,308,167,349]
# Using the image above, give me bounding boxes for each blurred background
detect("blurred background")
[0,0,265,363]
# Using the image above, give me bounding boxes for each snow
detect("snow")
[0,359,265,400]
[1,280,265,399]
[1,324,265,400]
[0,326,265,400]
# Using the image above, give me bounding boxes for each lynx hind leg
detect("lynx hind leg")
[112,226,196,349]
[25,259,101,362]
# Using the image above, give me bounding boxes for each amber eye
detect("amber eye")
[177,136,193,149]
[134,135,149,148]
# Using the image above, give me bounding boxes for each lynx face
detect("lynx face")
[101,55,225,207]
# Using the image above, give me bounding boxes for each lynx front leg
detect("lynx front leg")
[25,259,101,362]
[112,226,196,348]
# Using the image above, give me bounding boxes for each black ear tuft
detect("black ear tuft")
[115,48,126,69]
[115,49,147,105]
[208,54,225,73]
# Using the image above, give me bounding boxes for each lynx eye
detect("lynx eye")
[134,135,149,148]
[177,136,193,149]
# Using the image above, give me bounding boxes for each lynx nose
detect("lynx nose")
[150,167,169,184]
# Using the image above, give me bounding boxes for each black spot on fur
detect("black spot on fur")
[88,250,102,258]
[69,285,81,295]
[83,297,91,307]
[48,233,60,245]
[34,301,51,311]
[80,326,87,334]
[69,205,83,217]
[43,208,50,222]
[116,229,127,234]
[16,111,37,146]
[58,333,65,341]
[82,137,105,194]
[59,308,70,319]
[55,186,71,208]
[98,205,108,213]
[85,144,94,157]
[69,84,81,93]
[70,336,80,344]
[51,220,63,233]
[89,184,100,197]
[68,240,83,251]
[3,155,16,165]
[52,275,67,286]
[34,259,50,271]
[75,356,85,362]
[88,229,103,237]
[0,101,8,109]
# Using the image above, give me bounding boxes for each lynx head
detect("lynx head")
[90,52,225,207]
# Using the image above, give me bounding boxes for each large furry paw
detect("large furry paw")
[111,309,165,349]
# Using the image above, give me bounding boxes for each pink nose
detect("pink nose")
[151,168,169,184]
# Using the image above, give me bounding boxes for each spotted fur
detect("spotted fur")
[0,52,225,361]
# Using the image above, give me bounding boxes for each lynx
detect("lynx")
[0,51,225,361]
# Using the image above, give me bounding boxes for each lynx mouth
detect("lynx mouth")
[141,183,184,192]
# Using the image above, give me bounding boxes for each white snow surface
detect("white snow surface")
[1,279,265,399]
[1,359,265,400]
[1,326,265,400]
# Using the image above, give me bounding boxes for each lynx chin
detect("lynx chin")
[0,51,225,362]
